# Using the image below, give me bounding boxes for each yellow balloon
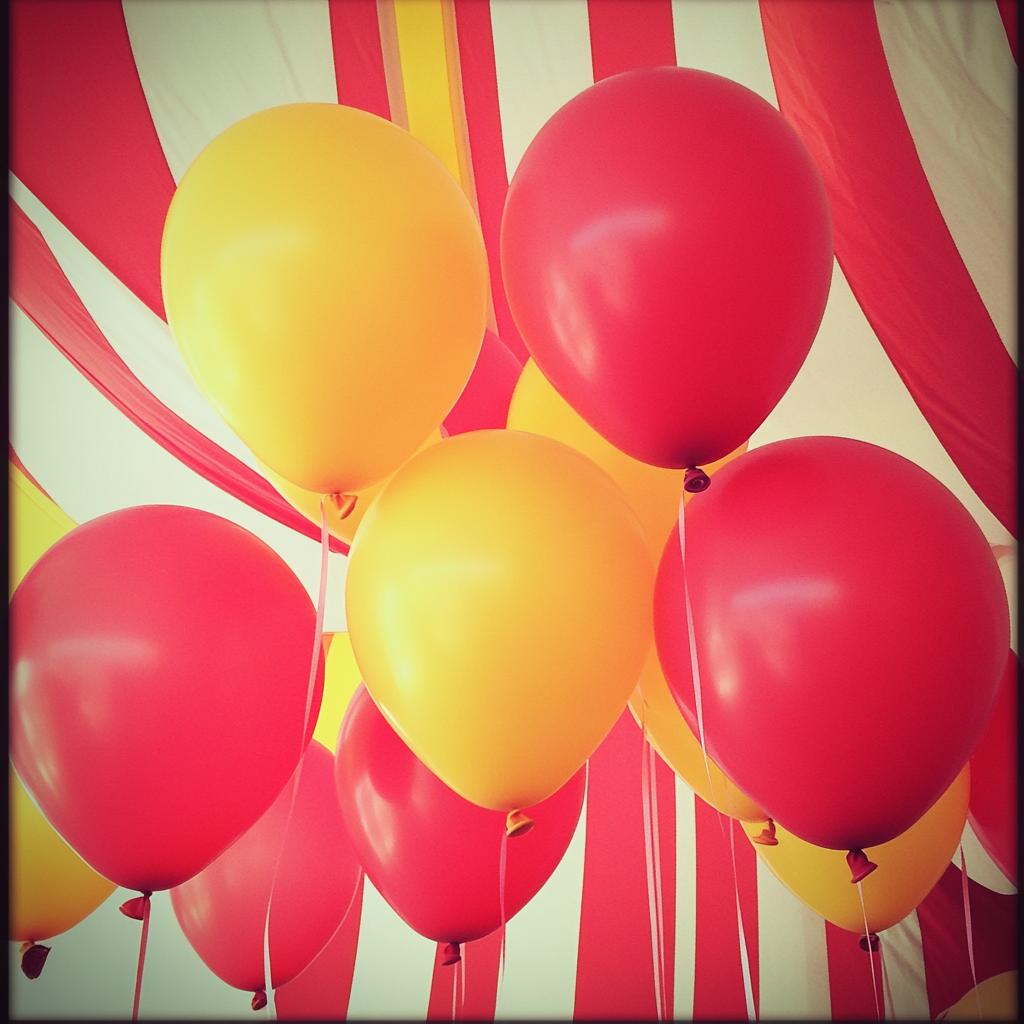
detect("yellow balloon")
[942,970,1016,1020]
[10,764,116,942]
[629,645,767,822]
[346,430,655,810]
[10,461,76,597]
[162,103,489,495]
[313,632,363,752]
[507,359,746,560]
[742,765,970,933]
[260,431,442,547]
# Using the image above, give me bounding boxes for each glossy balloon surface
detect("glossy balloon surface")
[655,437,1008,850]
[10,505,323,892]
[346,430,653,810]
[335,685,585,943]
[171,742,362,992]
[502,67,832,469]
[162,103,488,494]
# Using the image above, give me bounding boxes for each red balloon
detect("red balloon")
[654,437,1009,851]
[171,741,362,993]
[335,685,585,943]
[501,67,832,470]
[443,329,523,436]
[968,650,1017,885]
[10,505,323,892]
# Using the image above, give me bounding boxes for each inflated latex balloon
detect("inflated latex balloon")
[10,763,116,943]
[444,329,523,436]
[10,505,323,892]
[628,647,766,823]
[260,431,442,547]
[162,103,489,495]
[312,633,363,753]
[336,685,585,943]
[968,650,1017,885]
[346,430,654,810]
[508,358,746,560]
[171,742,362,995]
[742,765,970,933]
[654,437,1008,851]
[941,970,1017,1020]
[501,67,832,470]
[9,459,77,598]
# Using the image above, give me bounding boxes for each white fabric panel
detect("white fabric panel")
[10,303,349,631]
[346,877,436,1020]
[958,821,1017,895]
[879,911,931,1020]
[490,0,594,183]
[755,858,832,1019]
[123,0,338,184]
[749,259,1014,548]
[9,174,258,471]
[875,0,1017,364]
[495,787,587,1019]
[673,779,696,1020]
[670,0,778,107]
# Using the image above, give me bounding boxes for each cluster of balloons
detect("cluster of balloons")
[10,66,1011,1008]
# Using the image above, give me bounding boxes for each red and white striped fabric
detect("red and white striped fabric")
[10,1,1016,1019]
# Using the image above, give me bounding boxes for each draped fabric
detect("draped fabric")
[9,1,1016,1019]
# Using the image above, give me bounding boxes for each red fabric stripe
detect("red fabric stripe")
[692,800,759,1020]
[276,875,365,1019]
[9,443,54,503]
[10,198,348,555]
[10,0,175,321]
[916,863,1018,1019]
[587,0,676,82]
[760,0,1017,539]
[452,0,527,365]
[328,0,392,119]
[996,0,1018,63]
[426,928,502,1020]
[574,711,676,1021]
[824,920,884,1020]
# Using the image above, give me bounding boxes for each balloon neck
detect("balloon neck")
[119,892,152,921]
[506,809,535,838]
[251,990,268,1012]
[751,817,779,846]
[20,942,51,979]
[326,492,358,520]
[859,933,880,953]
[441,941,462,966]
[847,849,878,883]
[683,467,711,493]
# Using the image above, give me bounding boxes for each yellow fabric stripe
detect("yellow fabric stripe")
[393,0,463,186]
[10,462,77,598]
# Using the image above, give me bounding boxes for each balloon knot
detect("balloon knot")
[441,941,462,966]
[326,492,358,520]
[251,990,268,1012]
[683,467,711,493]
[506,809,535,838]
[751,818,779,846]
[859,933,880,953]
[20,942,51,979]
[847,849,878,883]
[119,892,152,920]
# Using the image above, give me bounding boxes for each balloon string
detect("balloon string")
[451,949,458,1021]
[263,499,331,1020]
[640,722,664,1020]
[879,939,895,1021]
[649,740,667,1016]
[498,827,508,995]
[681,492,754,1020]
[460,942,466,1014]
[958,846,982,1019]
[131,892,152,1021]
[856,880,881,1021]
[728,819,756,1021]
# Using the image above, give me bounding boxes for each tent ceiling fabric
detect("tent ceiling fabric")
[9,0,1016,1020]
